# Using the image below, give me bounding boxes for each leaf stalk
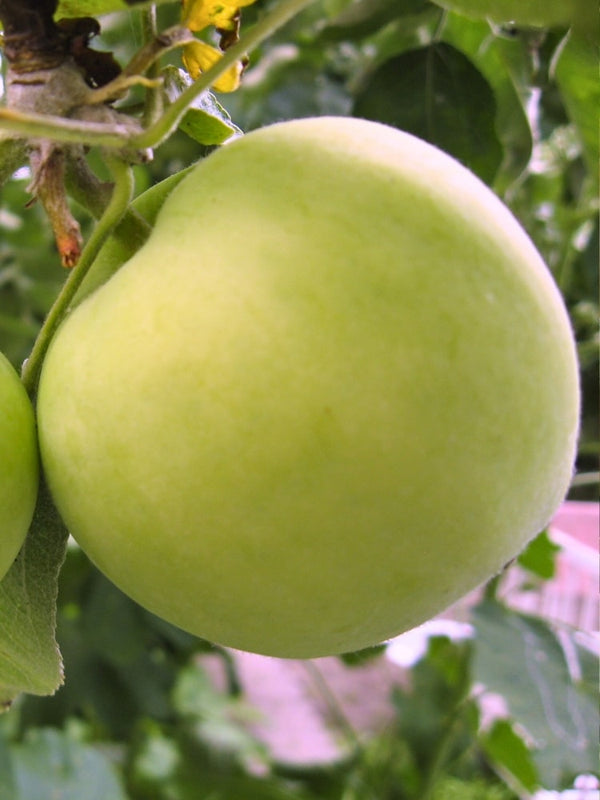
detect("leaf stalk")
[21,157,135,397]
[133,0,319,149]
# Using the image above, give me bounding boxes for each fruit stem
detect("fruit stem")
[21,157,134,398]
[0,106,136,148]
[140,5,163,130]
[132,0,319,150]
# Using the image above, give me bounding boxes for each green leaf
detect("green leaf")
[0,482,68,710]
[131,722,314,800]
[17,558,207,738]
[353,43,503,183]
[172,664,228,720]
[0,313,39,341]
[55,0,174,17]
[222,44,352,132]
[0,730,17,800]
[339,643,387,665]
[0,137,26,189]
[169,757,317,800]
[319,0,427,41]
[472,599,600,789]
[441,14,534,191]
[481,718,539,793]
[554,32,600,191]
[573,635,600,693]
[11,728,127,800]
[172,664,266,765]
[516,529,561,580]
[430,775,517,800]
[392,636,479,783]
[162,67,242,147]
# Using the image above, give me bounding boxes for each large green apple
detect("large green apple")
[430,0,594,30]
[37,117,579,658]
[0,352,39,581]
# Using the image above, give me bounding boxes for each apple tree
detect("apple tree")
[0,1,598,798]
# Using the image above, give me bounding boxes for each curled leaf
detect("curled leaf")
[182,0,256,32]
[182,39,244,92]
[162,66,242,143]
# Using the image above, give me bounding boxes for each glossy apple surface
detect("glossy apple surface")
[37,117,579,658]
[0,352,39,580]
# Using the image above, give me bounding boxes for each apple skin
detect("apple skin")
[0,352,39,581]
[430,0,593,29]
[37,117,579,658]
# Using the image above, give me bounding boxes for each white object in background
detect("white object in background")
[533,774,599,800]
[386,619,475,668]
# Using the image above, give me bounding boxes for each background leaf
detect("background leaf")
[319,0,426,42]
[10,728,127,800]
[554,32,600,190]
[440,13,534,190]
[0,138,26,189]
[516,530,561,580]
[481,719,539,794]
[0,483,68,709]
[472,599,600,789]
[392,637,480,794]
[353,43,503,183]
[17,553,210,740]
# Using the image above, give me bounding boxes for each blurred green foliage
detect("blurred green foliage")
[0,1,598,797]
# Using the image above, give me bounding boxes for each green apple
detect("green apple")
[430,0,594,29]
[71,167,193,308]
[0,352,39,581]
[37,117,579,658]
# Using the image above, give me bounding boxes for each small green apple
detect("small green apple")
[0,352,39,581]
[430,0,594,29]
[37,117,579,658]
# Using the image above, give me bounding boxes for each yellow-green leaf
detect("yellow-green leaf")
[182,0,257,32]
[182,40,243,92]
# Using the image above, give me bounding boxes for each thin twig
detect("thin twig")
[133,0,319,150]
[140,5,164,129]
[21,158,135,398]
[0,107,135,148]
[0,0,318,152]
[85,26,193,107]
